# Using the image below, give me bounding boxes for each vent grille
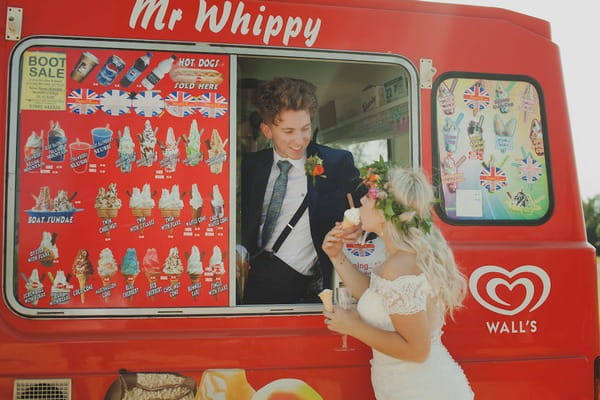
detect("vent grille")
[13,379,71,400]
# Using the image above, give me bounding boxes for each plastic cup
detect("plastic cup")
[92,127,113,158]
[48,135,67,162]
[69,142,91,173]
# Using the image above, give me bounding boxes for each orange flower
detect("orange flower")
[369,173,380,182]
[312,164,325,176]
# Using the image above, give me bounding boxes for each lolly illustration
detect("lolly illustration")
[529,118,544,156]
[467,115,485,160]
[121,248,140,296]
[38,231,58,267]
[187,245,204,300]
[520,83,537,122]
[142,248,161,301]
[117,126,136,173]
[97,248,118,302]
[184,119,203,166]
[95,183,122,219]
[159,127,180,173]
[441,113,464,153]
[72,249,94,304]
[25,268,44,306]
[507,188,532,208]
[129,183,155,218]
[438,78,457,115]
[211,184,225,219]
[189,183,203,221]
[494,81,515,114]
[163,247,184,293]
[137,120,158,167]
[206,128,227,174]
[493,114,517,154]
[48,121,67,162]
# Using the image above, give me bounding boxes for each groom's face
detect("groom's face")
[261,109,312,160]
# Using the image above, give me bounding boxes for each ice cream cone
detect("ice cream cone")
[97,207,118,219]
[160,208,181,218]
[191,206,203,221]
[319,289,334,312]
[76,273,90,304]
[131,207,152,217]
[188,273,202,300]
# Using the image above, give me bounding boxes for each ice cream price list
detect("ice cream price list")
[15,46,231,309]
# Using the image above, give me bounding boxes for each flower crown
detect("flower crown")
[358,157,432,235]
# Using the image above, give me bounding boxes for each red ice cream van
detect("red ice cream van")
[0,0,598,399]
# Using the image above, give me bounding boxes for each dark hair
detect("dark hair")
[251,77,318,125]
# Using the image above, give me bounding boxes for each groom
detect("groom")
[241,77,364,304]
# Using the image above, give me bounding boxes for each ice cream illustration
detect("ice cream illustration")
[163,247,184,292]
[207,245,225,298]
[211,184,224,219]
[196,369,256,400]
[95,183,122,219]
[493,114,517,154]
[520,84,537,122]
[47,121,67,162]
[187,245,204,300]
[137,120,158,167]
[529,118,544,156]
[184,119,203,166]
[38,231,58,266]
[441,154,467,193]
[206,128,227,174]
[159,184,184,218]
[24,130,43,161]
[441,113,463,154]
[72,249,94,304]
[53,190,75,212]
[438,79,457,115]
[25,268,44,306]
[494,82,513,114]
[121,248,140,296]
[129,183,155,218]
[160,127,180,173]
[117,126,136,173]
[189,183,203,222]
[142,248,161,300]
[32,186,53,211]
[50,269,72,304]
[30,187,76,213]
[98,248,118,302]
[467,115,485,160]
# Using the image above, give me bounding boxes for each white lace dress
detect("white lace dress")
[356,273,474,400]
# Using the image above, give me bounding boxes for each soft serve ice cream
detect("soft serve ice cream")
[117,126,136,173]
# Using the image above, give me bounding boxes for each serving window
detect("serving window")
[5,37,417,317]
[432,73,552,224]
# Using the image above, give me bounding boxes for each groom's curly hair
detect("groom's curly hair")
[252,77,318,125]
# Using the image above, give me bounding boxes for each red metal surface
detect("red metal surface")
[0,1,597,399]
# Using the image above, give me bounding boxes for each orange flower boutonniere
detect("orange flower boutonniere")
[305,155,327,185]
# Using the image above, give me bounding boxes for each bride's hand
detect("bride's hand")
[323,307,360,336]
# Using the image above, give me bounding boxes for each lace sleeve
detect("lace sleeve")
[371,273,431,315]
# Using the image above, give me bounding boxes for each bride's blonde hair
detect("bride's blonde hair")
[382,167,467,319]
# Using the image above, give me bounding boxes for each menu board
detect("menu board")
[14,45,231,309]
[434,76,551,223]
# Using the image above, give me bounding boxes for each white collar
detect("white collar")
[273,150,306,172]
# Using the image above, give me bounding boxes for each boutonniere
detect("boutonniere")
[305,155,326,185]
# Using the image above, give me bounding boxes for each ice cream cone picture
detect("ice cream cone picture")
[163,247,184,298]
[72,249,93,304]
[207,245,226,301]
[116,126,136,173]
[196,369,256,400]
[128,184,155,235]
[438,78,457,116]
[205,128,227,174]
[121,248,140,303]
[186,246,204,301]
[24,269,44,306]
[183,119,203,166]
[95,183,122,237]
[142,248,161,301]
[158,127,181,173]
[189,184,204,225]
[159,185,184,235]
[24,130,43,171]
[137,120,158,167]
[520,83,537,122]
[97,248,118,303]
[38,231,59,267]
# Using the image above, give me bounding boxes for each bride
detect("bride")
[322,162,474,399]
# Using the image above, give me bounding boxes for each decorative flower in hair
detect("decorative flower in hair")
[305,155,326,185]
[358,156,432,235]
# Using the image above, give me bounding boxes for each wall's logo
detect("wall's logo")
[468,265,551,316]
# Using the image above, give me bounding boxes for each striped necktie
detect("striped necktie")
[261,160,292,247]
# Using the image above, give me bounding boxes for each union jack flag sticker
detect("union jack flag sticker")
[67,88,101,115]
[165,91,197,117]
[463,83,490,112]
[480,165,507,192]
[346,241,376,258]
[99,90,131,116]
[518,155,543,184]
[197,92,228,118]
[132,91,164,117]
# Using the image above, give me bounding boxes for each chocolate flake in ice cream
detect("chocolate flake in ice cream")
[95,183,122,219]
[38,231,58,266]
[138,120,158,167]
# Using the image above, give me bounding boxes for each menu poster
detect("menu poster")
[15,46,230,309]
